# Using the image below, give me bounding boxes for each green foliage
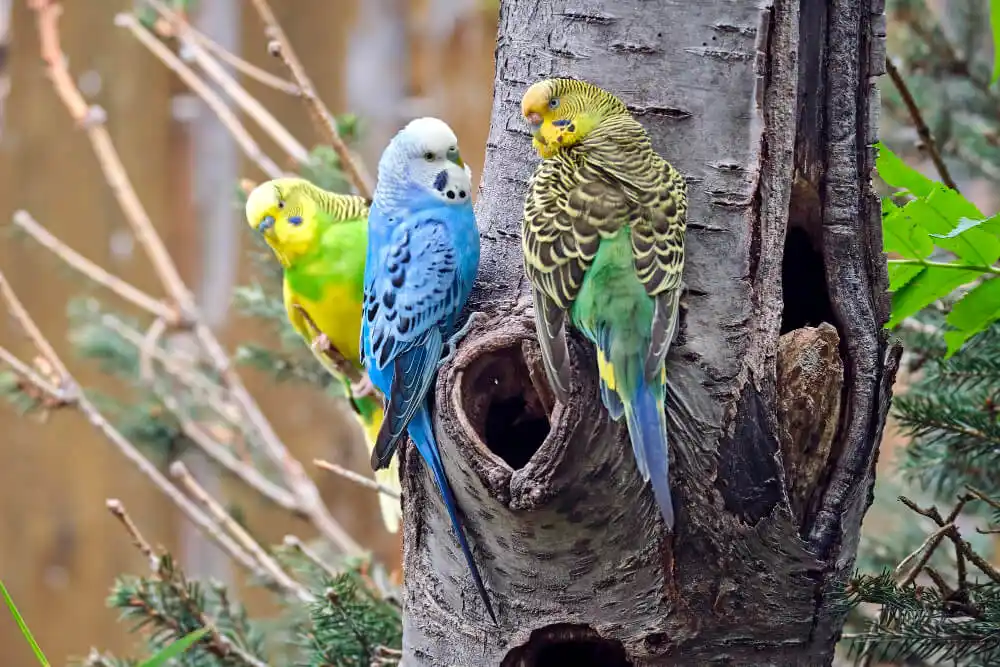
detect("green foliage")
[844,571,1000,666]
[991,0,1000,84]
[879,142,1000,354]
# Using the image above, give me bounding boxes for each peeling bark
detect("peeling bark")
[400,1,900,665]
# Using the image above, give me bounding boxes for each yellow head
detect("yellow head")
[244,178,322,267]
[520,78,629,158]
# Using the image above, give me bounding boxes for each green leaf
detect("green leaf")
[992,0,1000,84]
[139,627,209,667]
[0,579,49,666]
[888,262,924,291]
[875,141,936,197]
[943,278,1000,356]
[882,203,934,260]
[887,265,982,328]
[905,193,1000,266]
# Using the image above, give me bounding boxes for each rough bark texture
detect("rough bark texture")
[400,1,900,665]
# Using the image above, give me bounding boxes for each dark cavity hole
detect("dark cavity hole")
[780,226,834,333]
[459,342,550,469]
[502,623,633,667]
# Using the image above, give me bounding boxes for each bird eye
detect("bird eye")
[549,98,560,109]
[277,201,285,209]
[423,151,435,161]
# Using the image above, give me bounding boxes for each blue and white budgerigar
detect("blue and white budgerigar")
[361,117,495,623]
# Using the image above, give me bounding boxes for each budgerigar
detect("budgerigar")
[519,78,687,529]
[361,118,495,622]
[245,177,402,534]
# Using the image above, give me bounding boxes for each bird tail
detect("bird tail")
[409,407,498,624]
[353,393,402,533]
[622,369,674,530]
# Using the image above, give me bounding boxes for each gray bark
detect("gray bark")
[401,1,899,665]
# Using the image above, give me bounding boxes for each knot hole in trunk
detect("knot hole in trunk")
[501,623,633,667]
[455,336,552,469]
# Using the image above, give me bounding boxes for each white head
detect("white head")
[374,117,473,210]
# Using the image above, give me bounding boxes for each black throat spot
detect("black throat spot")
[433,170,448,192]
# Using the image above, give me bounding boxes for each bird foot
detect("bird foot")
[350,373,376,398]
[310,332,331,355]
[438,311,486,369]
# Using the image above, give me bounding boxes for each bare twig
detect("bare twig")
[0,345,69,403]
[156,387,299,511]
[247,0,374,199]
[145,1,311,165]
[885,58,958,192]
[163,15,301,95]
[0,268,274,587]
[283,534,338,580]
[10,210,176,321]
[106,498,159,570]
[170,461,312,601]
[29,0,362,557]
[315,458,400,500]
[893,522,954,587]
[114,13,284,179]
[293,303,364,384]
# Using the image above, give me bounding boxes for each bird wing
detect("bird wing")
[522,153,631,399]
[364,216,460,468]
[581,116,687,381]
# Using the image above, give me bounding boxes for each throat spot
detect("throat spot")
[433,170,448,192]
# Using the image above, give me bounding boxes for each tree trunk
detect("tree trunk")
[401,1,899,665]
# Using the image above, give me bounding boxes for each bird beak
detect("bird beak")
[257,215,275,233]
[525,112,543,134]
[449,153,465,168]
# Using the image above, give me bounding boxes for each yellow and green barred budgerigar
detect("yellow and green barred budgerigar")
[245,178,402,533]
[520,78,687,529]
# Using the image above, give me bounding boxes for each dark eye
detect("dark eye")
[277,201,285,209]
[423,151,435,161]
[549,98,560,109]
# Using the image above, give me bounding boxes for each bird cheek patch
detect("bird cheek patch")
[433,170,449,192]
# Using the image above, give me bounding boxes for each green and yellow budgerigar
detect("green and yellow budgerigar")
[245,178,402,533]
[520,78,687,529]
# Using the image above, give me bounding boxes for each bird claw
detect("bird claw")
[310,333,331,355]
[350,374,376,398]
[438,311,486,369]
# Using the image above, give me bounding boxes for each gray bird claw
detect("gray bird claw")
[350,374,376,398]
[438,311,486,369]
[310,332,331,355]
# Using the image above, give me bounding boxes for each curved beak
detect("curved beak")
[257,215,276,233]
[449,153,465,168]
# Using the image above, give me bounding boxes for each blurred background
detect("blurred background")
[0,1,497,664]
[2,0,1000,665]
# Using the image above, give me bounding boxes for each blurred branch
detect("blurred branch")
[27,0,362,557]
[145,0,311,165]
[11,210,177,322]
[248,0,374,199]
[0,268,283,590]
[114,12,285,179]
[315,458,401,500]
[106,498,159,570]
[0,0,11,142]
[885,58,958,192]
[153,10,301,95]
[170,461,311,601]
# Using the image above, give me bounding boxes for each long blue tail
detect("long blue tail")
[624,374,674,529]
[409,406,498,624]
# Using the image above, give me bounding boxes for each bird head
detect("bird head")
[245,178,321,267]
[521,78,628,159]
[374,117,473,210]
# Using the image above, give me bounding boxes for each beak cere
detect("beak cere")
[257,215,276,233]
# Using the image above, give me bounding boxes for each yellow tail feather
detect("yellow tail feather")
[357,404,403,533]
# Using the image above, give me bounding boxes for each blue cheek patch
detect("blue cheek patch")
[553,119,571,127]
[433,170,448,192]
[288,216,303,225]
